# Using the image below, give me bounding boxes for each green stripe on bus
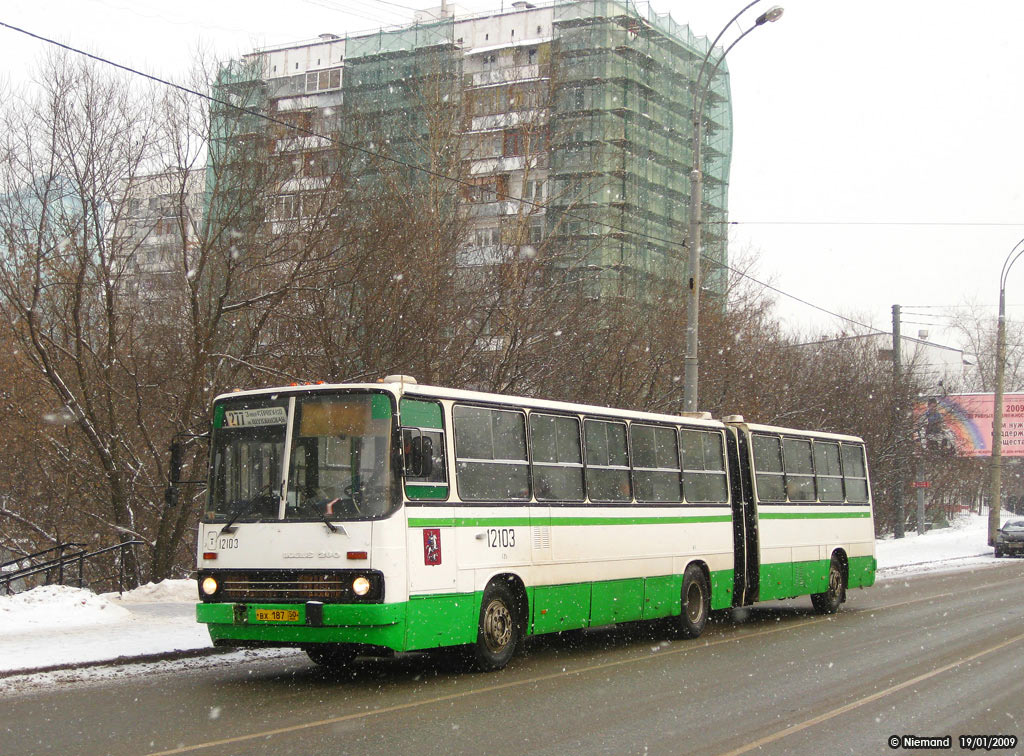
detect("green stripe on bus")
[405,484,449,500]
[758,554,877,600]
[199,569,739,650]
[407,515,732,528]
[758,511,872,520]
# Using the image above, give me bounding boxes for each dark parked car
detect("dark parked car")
[994,520,1024,558]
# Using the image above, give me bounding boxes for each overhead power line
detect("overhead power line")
[731,220,1024,228]
[0,19,890,338]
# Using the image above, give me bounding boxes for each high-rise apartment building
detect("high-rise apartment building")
[117,169,205,304]
[216,0,732,300]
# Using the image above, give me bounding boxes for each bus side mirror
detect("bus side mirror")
[403,430,433,478]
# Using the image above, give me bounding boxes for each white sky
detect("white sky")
[3,0,1023,347]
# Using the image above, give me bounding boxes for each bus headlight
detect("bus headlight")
[200,576,219,597]
[352,576,371,596]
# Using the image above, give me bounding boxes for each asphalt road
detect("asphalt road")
[3,562,1023,756]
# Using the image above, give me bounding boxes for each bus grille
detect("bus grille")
[200,570,383,603]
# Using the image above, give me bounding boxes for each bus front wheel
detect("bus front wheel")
[811,555,847,614]
[676,565,710,639]
[472,581,520,671]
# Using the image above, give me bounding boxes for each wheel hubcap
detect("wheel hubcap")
[685,582,704,623]
[483,599,513,652]
[829,566,842,597]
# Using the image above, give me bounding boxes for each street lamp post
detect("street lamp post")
[988,237,1024,545]
[683,3,783,412]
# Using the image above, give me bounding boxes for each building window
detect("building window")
[523,179,545,202]
[305,68,342,93]
[474,227,501,247]
[272,194,299,220]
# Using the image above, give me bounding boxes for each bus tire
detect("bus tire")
[676,564,710,639]
[305,644,357,670]
[472,581,520,672]
[811,555,847,614]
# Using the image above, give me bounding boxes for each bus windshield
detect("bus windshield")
[206,392,396,522]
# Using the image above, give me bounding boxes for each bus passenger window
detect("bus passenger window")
[783,438,816,502]
[681,430,727,503]
[454,405,530,501]
[752,434,785,502]
[814,442,844,502]
[842,444,869,502]
[584,419,631,502]
[530,414,584,501]
[631,424,682,503]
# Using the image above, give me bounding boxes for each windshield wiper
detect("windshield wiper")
[221,485,276,534]
[295,496,339,533]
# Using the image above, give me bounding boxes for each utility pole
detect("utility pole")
[916,454,927,533]
[893,304,905,538]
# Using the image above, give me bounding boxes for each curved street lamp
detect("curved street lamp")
[988,237,1024,545]
[683,2,784,412]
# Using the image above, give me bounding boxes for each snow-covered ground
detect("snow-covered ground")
[0,578,210,675]
[0,511,1014,684]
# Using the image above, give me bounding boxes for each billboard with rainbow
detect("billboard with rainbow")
[913,393,1024,457]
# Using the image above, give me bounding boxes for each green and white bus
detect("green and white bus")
[195,376,875,671]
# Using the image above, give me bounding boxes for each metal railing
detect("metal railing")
[1,540,145,596]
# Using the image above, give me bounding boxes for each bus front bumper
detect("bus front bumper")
[196,601,406,649]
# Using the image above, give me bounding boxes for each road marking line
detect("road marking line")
[713,630,1024,756]
[147,576,1024,756]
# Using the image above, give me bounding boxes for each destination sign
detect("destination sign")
[224,407,287,427]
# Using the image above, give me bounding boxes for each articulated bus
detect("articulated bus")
[195,376,875,671]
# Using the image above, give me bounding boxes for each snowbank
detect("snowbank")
[876,510,997,576]
[0,584,131,631]
[0,579,208,675]
[102,578,197,604]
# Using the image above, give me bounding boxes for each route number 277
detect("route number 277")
[486,528,516,548]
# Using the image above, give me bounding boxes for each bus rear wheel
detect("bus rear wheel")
[472,581,520,672]
[811,555,847,614]
[676,565,710,639]
[305,644,358,670]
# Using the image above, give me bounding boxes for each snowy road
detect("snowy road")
[2,560,1022,756]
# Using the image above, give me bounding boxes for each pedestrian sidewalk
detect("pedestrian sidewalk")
[0,581,213,676]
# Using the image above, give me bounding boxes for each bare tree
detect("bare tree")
[946,300,1024,392]
[0,52,328,584]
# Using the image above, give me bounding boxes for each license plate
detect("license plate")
[255,609,300,622]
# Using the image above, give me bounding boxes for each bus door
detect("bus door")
[401,399,458,596]
[727,427,759,605]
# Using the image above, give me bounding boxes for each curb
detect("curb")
[0,646,234,679]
